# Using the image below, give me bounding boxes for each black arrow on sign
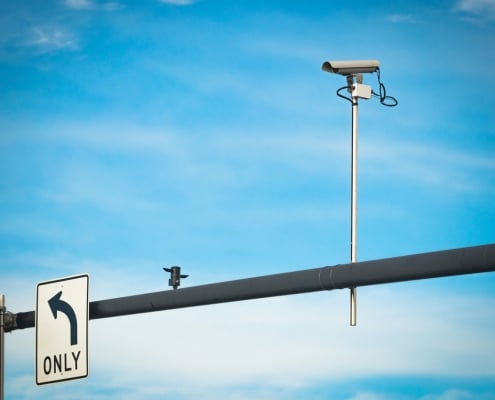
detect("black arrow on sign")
[48,291,78,346]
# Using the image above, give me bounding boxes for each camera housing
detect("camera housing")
[322,60,380,75]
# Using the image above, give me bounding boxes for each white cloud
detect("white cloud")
[420,389,473,400]
[56,121,495,196]
[101,2,124,11]
[64,0,125,11]
[0,8,79,57]
[349,393,389,400]
[455,0,495,19]
[5,119,494,224]
[361,137,495,193]
[23,26,78,53]
[159,0,196,5]
[386,14,415,24]
[64,0,94,9]
[346,388,491,400]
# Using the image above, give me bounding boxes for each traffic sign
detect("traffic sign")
[36,274,89,385]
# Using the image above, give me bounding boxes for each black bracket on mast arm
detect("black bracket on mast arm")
[163,266,188,290]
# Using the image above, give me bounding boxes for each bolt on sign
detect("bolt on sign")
[36,274,89,385]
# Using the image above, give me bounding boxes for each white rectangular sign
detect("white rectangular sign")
[36,274,89,385]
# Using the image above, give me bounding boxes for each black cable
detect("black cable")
[336,86,353,103]
[334,69,397,107]
[372,68,398,107]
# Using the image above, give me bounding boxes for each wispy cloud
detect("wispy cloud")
[8,119,494,202]
[26,27,78,52]
[386,14,416,23]
[159,0,196,5]
[348,393,389,400]
[361,137,495,194]
[455,0,495,20]
[0,5,80,58]
[22,26,78,53]
[64,0,94,9]
[419,388,491,400]
[348,388,492,400]
[64,0,125,11]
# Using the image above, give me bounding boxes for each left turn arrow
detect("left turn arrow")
[48,291,78,346]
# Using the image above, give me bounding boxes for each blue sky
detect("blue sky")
[1,0,495,398]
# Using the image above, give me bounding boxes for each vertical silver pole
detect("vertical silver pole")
[0,295,5,400]
[350,91,358,326]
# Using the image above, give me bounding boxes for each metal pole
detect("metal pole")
[0,295,5,400]
[5,243,495,332]
[350,82,358,326]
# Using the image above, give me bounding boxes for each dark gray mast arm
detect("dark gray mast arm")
[6,243,495,332]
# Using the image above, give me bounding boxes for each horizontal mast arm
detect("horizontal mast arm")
[5,243,495,332]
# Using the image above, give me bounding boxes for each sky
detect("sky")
[1,0,495,398]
